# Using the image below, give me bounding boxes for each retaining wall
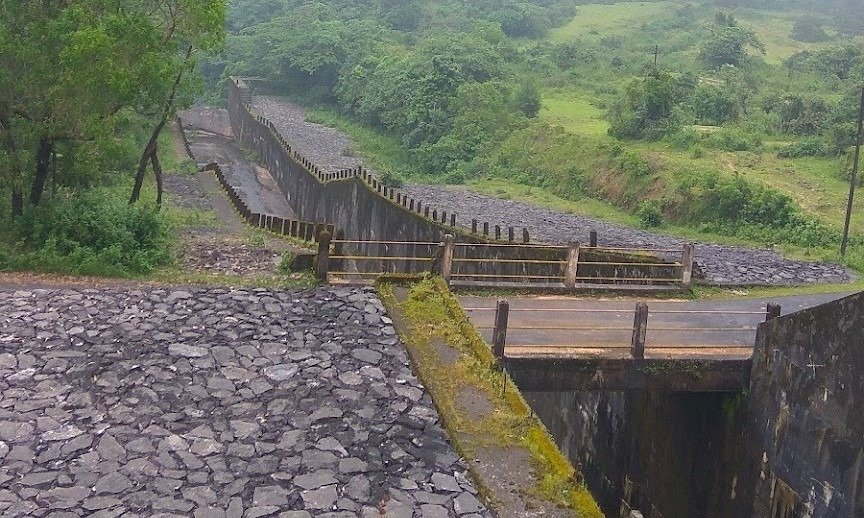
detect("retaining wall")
[526,292,864,518]
[226,78,683,284]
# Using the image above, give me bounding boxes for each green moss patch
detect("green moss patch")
[378,277,603,517]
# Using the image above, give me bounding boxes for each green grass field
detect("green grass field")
[549,1,677,42]
[540,89,609,136]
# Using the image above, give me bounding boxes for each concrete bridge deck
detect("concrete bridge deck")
[461,292,848,391]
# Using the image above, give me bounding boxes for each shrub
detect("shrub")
[705,129,761,151]
[278,251,295,274]
[636,200,663,227]
[8,191,172,277]
[379,170,404,188]
[777,138,830,158]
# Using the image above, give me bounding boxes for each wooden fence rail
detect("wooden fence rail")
[481,301,783,361]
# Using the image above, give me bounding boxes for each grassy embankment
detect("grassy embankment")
[379,277,603,516]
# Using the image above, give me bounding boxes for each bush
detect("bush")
[791,18,830,43]
[636,201,663,227]
[379,170,404,188]
[7,191,172,277]
[278,251,295,274]
[777,138,830,158]
[705,128,761,151]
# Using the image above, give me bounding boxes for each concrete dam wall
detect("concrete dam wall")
[225,77,683,284]
[526,291,864,518]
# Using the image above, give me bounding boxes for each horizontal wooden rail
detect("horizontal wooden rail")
[453,242,563,249]
[466,308,767,315]
[579,261,683,267]
[505,344,756,350]
[449,273,566,280]
[572,276,684,282]
[583,246,683,254]
[452,258,566,264]
[331,240,440,246]
[330,255,434,261]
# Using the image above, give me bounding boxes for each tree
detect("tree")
[608,72,692,140]
[128,0,227,206]
[691,83,740,125]
[515,82,542,118]
[0,0,226,218]
[699,24,764,69]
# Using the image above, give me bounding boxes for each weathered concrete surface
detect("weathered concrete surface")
[0,286,490,517]
[739,290,864,517]
[179,106,297,219]
[462,293,848,358]
[407,185,853,287]
[480,292,854,516]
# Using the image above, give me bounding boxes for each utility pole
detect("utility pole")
[653,45,659,70]
[841,84,864,257]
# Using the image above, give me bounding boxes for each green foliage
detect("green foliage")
[691,83,740,125]
[278,251,294,274]
[698,23,764,69]
[608,72,691,140]
[379,171,404,188]
[3,191,172,276]
[777,137,831,158]
[768,95,830,136]
[636,200,663,227]
[791,17,830,43]
[515,82,542,119]
[705,128,761,151]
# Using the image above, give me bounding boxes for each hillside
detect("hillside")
[212,0,864,269]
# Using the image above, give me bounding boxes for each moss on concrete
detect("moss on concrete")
[378,277,603,517]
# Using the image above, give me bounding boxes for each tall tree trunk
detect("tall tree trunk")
[130,133,159,205]
[0,105,23,219]
[11,190,23,219]
[30,136,53,207]
[130,45,192,205]
[151,144,163,209]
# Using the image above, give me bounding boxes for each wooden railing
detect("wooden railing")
[318,235,696,289]
[469,301,783,360]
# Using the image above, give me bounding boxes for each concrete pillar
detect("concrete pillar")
[682,243,695,287]
[441,234,455,285]
[492,299,509,362]
[508,227,515,242]
[450,214,456,227]
[631,303,648,359]
[766,303,781,321]
[315,229,332,283]
[495,225,501,240]
[590,230,598,247]
[565,242,580,288]
[522,228,530,243]
[472,219,478,234]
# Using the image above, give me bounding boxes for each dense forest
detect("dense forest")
[0,1,225,275]
[210,0,864,266]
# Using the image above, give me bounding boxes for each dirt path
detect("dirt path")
[164,121,310,279]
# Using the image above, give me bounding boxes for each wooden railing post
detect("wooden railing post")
[681,243,695,287]
[589,230,598,247]
[522,228,530,243]
[631,303,648,359]
[315,229,332,283]
[564,242,580,288]
[492,299,509,362]
[766,303,781,321]
[442,234,455,285]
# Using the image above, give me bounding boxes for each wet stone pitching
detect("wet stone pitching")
[0,287,491,517]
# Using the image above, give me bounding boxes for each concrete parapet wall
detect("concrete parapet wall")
[742,291,864,518]
[226,78,684,284]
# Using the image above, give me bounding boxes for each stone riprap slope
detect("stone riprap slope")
[249,95,851,286]
[403,186,852,286]
[0,287,490,517]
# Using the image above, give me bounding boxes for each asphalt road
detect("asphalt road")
[460,293,850,360]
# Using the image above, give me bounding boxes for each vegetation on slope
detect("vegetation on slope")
[212,0,864,269]
[0,1,227,276]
